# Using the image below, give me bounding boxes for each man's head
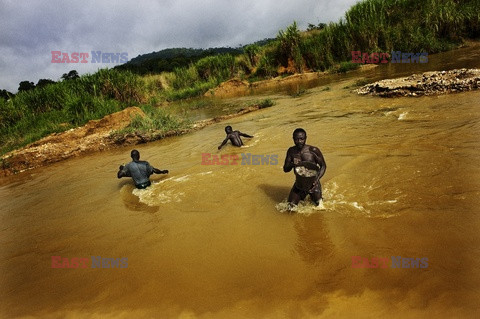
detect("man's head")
[131,149,140,161]
[293,128,307,149]
[225,125,233,134]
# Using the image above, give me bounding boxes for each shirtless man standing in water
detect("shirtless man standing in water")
[283,128,326,207]
[218,125,253,149]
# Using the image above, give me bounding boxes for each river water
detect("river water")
[1,44,480,318]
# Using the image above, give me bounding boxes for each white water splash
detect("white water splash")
[275,182,401,217]
[398,112,408,120]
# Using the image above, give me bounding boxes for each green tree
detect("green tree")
[18,81,35,92]
[61,70,80,81]
[36,79,56,88]
[244,44,260,67]
[0,89,14,100]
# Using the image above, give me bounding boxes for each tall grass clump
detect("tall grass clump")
[256,0,479,76]
[243,44,261,69]
[342,0,477,54]
[163,54,238,100]
[0,68,147,155]
[254,45,279,78]
[114,104,190,137]
[277,21,304,73]
[195,54,236,81]
[331,61,361,73]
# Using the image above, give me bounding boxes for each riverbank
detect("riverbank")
[4,66,480,176]
[0,64,480,176]
[1,63,375,176]
[204,72,329,97]
[0,102,271,176]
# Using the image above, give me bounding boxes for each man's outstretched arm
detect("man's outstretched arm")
[153,168,169,174]
[218,137,229,150]
[239,132,253,138]
[117,165,126,179]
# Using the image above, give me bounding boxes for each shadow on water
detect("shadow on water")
[258,183,291,203]
[293,213,334,266]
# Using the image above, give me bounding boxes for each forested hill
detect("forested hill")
[115,39,274,74]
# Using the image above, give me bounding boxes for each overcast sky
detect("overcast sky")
[0,0,359,92]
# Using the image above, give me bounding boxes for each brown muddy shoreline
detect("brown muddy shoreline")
[205,65,378,98]
[0,104,266,177]
[0,67,365,177]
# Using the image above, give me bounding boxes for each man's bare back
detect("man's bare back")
[218,125,253,149]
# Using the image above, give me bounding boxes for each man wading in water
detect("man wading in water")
[218,125,253,149]
[117,150,168,189]
[283,128,326,209]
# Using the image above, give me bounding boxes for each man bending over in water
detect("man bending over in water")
[218,125,253,150]
[117,149,168,189]
[283,128,326,208]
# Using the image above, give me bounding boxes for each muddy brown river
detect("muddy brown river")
[1,44,480,318]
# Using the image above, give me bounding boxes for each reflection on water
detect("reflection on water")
[1,44,480,318]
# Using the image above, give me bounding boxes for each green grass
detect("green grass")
[258,99,275,108]
[163,78,217,101]
[0,69,145,155]
[331,62,361,74]
[112,104,191,137]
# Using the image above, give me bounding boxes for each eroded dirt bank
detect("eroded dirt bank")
[204,72,331,97]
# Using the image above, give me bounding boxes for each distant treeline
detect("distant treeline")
[115,39,275,75]
[1,0,479,155]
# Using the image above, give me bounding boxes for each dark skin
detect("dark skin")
[283,131,326,206]
[218,126,253,150]
[117,154,168,179]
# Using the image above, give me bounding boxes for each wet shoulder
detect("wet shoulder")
[131,160,149,167]
[308,145,321,153]
[287,146,298,154]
